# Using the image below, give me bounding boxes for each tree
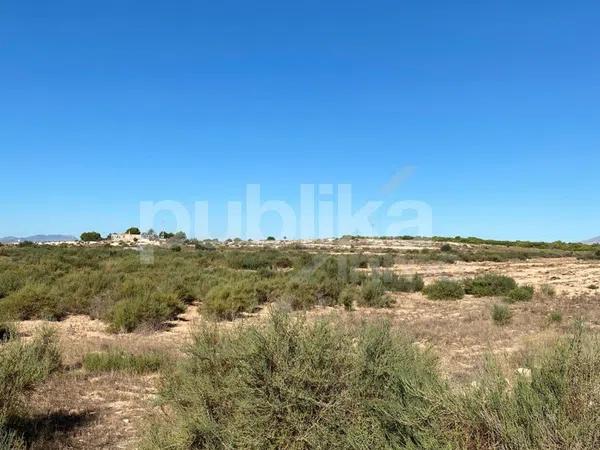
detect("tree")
[80,231,102,242]
[159,231,175,239]
[174,231,187,240]
[125,227,141,235]
[266,236,276,241]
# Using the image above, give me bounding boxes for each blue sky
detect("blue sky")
[1,1,599,241]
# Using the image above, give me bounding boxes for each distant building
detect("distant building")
[110,233,141,244]
[109,232,160,246]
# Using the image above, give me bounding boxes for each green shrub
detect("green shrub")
[0,271,25,299]
[108,293,184,332]
[506,285,534,302]
[374,271,424,292]
[491,303,512,325]
[587,284,599,290]
[464,273,517,297]
[445,326,600,448]
[0,284,63,321]
[141,313,445,449]
[283,277,345,310]
[423,279,464,300]
[225,250,292,270]
[202,279,262,320]
[339,286,359,311]
[548,311,562,323]
[440,243,453,252]
[83,349,165,374]
[357,279,394,307]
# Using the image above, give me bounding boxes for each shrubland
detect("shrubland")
[0,246,424,330]
[143,313,600,450]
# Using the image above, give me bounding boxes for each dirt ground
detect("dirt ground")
[14,256,600,449]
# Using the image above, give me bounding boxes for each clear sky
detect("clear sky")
[1,1,599,241]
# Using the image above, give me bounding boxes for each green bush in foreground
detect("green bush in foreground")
[142,313,445,449]
[491,303,512,325]
[464,273,517,297]
[506,285,534,303]
[423,279,465,300]
[446,326,600,449]
[143,317,600,450]
[1,328,60,449]
[83,349,165,374]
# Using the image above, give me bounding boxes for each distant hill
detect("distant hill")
[0,234,77,244]
[583,236,600,244]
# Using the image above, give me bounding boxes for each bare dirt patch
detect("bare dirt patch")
[393,257,600,296]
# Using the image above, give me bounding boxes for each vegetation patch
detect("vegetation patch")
[548,311,562,323]
[423,279,465,300]
[142,314,600,449]
[463,273,517,297]
[357,278,394,307]
[491,303,512,325]
[445,326,600,448]
[1,328,61,449]
[141,313,444,449]
[108,292,184,332]
[505,285,534,303]
[202,278,267,320]
[373,270,424,292]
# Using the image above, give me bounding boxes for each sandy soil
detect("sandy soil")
[392,257,600,296]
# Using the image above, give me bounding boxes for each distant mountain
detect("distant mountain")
[583,236,600,244]
[0,234,77,244]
